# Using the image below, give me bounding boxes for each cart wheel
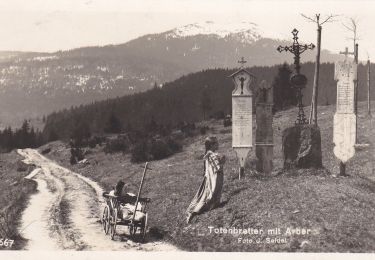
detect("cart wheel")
[102,205,110,235]
[110,209,117,240]
[141,213,148,242]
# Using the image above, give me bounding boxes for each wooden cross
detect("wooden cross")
[339,47,355,61]
[238,57,247,67]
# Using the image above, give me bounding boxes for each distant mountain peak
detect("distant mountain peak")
[165,21,261,43]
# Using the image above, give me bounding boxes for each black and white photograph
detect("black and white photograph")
[0,0,374,258]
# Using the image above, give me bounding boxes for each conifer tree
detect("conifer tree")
[273,63,295,111]
[104,112,122,134]
[200,86,212,120]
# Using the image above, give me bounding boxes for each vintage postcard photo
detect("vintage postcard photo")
[0,0,374,257]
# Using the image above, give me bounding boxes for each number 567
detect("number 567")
[0,238,14,247]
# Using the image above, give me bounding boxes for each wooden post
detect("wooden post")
[355,43,359,143]
[339,161,346,176]
[239,167,244,180]
[132,162,149,223]
[368,59,372,117]
[302,14,337,126]
[309,25,322,125]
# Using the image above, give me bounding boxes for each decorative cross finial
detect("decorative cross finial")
[292,28,299,38]
[238,57,247,67]
[339,47,355,61]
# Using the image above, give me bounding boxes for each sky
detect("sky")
[0,0,375,61]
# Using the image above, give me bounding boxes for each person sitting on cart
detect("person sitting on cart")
[107,180,150,221]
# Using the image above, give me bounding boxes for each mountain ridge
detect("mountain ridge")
[0,21,343,127]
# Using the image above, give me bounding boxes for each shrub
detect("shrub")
[210,111,225,120]
[70,121,91,148]
[88,136,106,148]
[219,128,231,134]
[223,115,232,127]
[41,148,51,154]
[131,140,150,163]
[70,147,84,165]
[171,130,184,141]
[199,126,209,135]
[104,137,128,154]
[150,139,172,160]
[180,122,196,137]
[166,138,182,153]
[130,136,182,163]
[16,161,28,172]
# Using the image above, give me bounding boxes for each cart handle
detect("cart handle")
[131,162,151,224]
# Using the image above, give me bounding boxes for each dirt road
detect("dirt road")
[18,148,178,251]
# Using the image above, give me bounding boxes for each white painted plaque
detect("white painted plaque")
[333,59,357,163]
[232,96,252,147]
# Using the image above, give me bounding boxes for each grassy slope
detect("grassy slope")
[43,101,375,252]
[0,152,37,250]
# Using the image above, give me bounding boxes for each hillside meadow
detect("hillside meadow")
[0,152,36,250]
[42,101,375,252]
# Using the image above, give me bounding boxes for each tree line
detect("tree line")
[1,61,374,152]
[0,120,44,152]
[41,62,339,142]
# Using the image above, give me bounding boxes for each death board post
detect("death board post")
[333,48,357,176]
[229,57,256,180]
[255,80,274,174]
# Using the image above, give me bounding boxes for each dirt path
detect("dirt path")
[18,148,178,251]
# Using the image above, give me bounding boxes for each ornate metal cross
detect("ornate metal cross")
[238,57,247,67]
[277,29,315,74]
[277,29,315,125]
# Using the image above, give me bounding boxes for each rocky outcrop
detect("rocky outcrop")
[282,124,322,169]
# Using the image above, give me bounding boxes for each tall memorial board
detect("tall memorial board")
[255,80,273,174]
[333,57,357,166]
[230,68,256,179]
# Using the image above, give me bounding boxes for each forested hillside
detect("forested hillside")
[42,62,374,141]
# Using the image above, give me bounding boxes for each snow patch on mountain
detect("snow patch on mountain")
[29,55,59,62]
[166,21,261,43]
